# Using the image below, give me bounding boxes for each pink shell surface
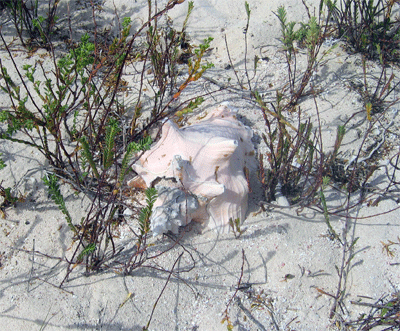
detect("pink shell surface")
[132,105,254,232]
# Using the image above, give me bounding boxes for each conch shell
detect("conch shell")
[129,104,255,235]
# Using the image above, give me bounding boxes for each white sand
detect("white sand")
[0,0,399,330]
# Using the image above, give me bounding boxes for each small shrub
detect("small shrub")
[0,0,213,282]
[326,0,400,61]
[4,0,59,48]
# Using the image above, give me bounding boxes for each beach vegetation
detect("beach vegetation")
[0,0,399,329]
[3,0,59,48]
[0,0,212,290]
[221,1,400,329]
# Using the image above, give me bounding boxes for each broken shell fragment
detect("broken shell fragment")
[129,104,255,235]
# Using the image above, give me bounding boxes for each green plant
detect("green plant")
[137,187,157,246]
[319,176,340,241]
[255,90,339,206]
[146,2,193,96]
[118,136,152,185]
[5,0,59,48]
[326,0,400,61]
[0,152,21,216]
[0,183,20,218]
[0,0,210,282]
[225,2,348,209]
[79,136,100,180]
[228,217,244,238]
[102,118,120,170]
[0,32,96,174]
[0,153,6,170]
[358,55,400,116]
[346,292,400,330]
[173,36,214,99]
[77,242,96,262]
[174,96,204,118]
[241,15,393,323]
[42,173,77,234]
[274,4,335,108]
[130,1,212,132]
[251,2,382,211]
[226,1,399,328]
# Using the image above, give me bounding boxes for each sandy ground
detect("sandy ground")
[0,0,400,330]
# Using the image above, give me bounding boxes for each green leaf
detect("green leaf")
[80,136,100,179]
[176,96,204,117]
[245,1,251,18]
[0,153,6,170]
[122,17,132,30]
[77,243,96,262]
[118,136,153,183]
[138,187,158,236]
[103,118,120,169]
[43,174,76,234]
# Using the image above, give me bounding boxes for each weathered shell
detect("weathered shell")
[129,104,255,235]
